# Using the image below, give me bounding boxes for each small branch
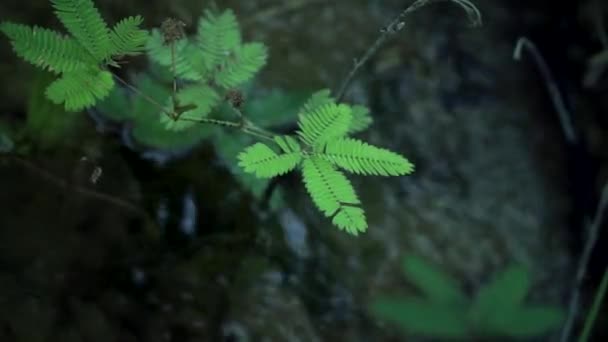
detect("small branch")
[560,181,608,342]
[513,37,578,145]
[2,154,158,234]
[335,0,482,102]
[578,263,608,342]
[112,73,169,114]
[178,117,275,142]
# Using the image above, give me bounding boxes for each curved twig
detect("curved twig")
[1,154,159,236]
[335,0,482,102]
[513,37,578,144]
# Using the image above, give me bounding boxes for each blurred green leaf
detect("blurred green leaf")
[25,72,82,147]
[244,88,310,128]
[402,255,467,304]
[349,105,373,133]
[96,86,132,121]
[481,306,564,338]
[471,265,531,316]
[370,297,469,338]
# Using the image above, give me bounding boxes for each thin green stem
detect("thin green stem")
[111,73,168,114]
[561,181,608,342]
[578,264,608,342]
[178,117,275,141]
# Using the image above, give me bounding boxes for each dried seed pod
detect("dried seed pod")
[160,18,186,45]
[225,89,245,109]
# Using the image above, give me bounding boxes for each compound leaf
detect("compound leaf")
[146,30,203,81]
[196,9,241,69]
[370,297,469,338]
[238,142,301,178]
[472,265,532,316]
[0,22,93,73]
[215,42,267,88]
[45,68,114,111]
[297,103,352,147]
[51,0,111,61]
[319,138,414,176]
[401,255,467,304]
[299,88,334,115]
[301,157,366,234]
[109,15,148,57]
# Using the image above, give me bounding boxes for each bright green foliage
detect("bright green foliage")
[238,140,301,178]
[319,138,414,176]
[46,68,114,111]
[148,8,268,131]
[0,23,93,73]
[238,90,413,234]
[299,89,334,114]
[297,89,372,134]
[213,131,285,210]
[301,157,366,234]
[0,0,148,110]
[297,103,352,146]
[51,0,112,60]
[370,255,565,339]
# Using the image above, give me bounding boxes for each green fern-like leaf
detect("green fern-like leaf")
[51,0,111,60]
[45,68,114,111]
[301,157,367,234]
[109,15,148,57]
[0,22,93,73]
[215,42,267,88]
[238,142,302,178]
[196,9,241,69]
[146,30,203,81]
[319,138,414,176]
[274,135,301,153]
[297,103,352,146]
[299,89,334,115]
[370,297,469,338]
[401,256,467,304]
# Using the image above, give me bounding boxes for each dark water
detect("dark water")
[1,0,607,341]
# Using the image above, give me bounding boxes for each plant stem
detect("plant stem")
[513,37,578,144]
[560,181,608,342]
[112,73,168,114]
[335,0,481,102]
[1,154,158,236]
[578,264,608,342]
[179,117,275,141]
